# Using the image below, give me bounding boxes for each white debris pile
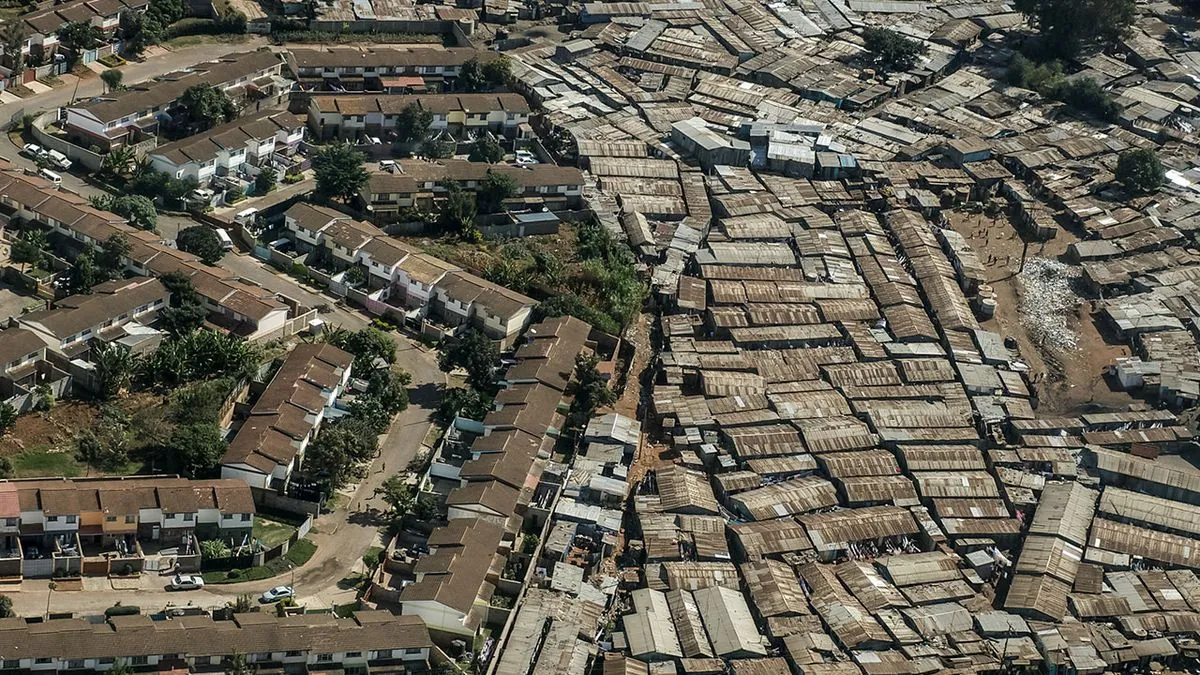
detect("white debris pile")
[1017,257,1081,351]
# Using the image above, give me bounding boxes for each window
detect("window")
[68,660,86,669]
[66,515,77,524]
[106,516,117,522]
[34,658,52,664]
[3,518,15,527]
[99,658,114,665]
[131,657,148,666]
[404,648,423,655]
[163,513,174,520]
[316,654,333,662]
[284,651,302,658]
[375,650,393,659]
[183,513,194,522]
[47,516,57,522]
[346,652,362,658]
[223,514,233,520]
[125,515,136,524]
[241,514,251,521]
[4,659,20,668]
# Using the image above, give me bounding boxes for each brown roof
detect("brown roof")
[20,277,167,340]
[221,344,353,474]
[8,477,253,516]
[0,610,428,661]
[0,329,46,369]
[401,518,502,614]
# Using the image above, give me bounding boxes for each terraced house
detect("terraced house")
[306,93,531,141]
[286,46,497,92]
[0,477,253,579]
[0,611,432,672]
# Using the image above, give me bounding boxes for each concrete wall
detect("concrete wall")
[250,486,321,517]
[30,112,106,171]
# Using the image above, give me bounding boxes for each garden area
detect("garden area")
[201,538,317,585]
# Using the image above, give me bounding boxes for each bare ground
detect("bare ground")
[945,209,1134,415]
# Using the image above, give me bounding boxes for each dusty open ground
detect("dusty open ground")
[945,209,1134,415]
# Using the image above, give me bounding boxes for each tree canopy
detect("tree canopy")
[313,143,369,204]
[100,69,123,93]
[436,182,480,241]
[325,326,396,373]
[435,387,491,426]
[1013,0,1136,57]
[176,84,237,134]
[11,229,47,270]
[93,342,137,400]
[158,272,208,337]
[92,194,158,232]
[477,171,519,214]
[56,22,103,66]
[567,354,615,431]
[395,102,433,144]
[468,135,505,164]
[1116,147,1165,194]
[437,329,499,392]
[169,422,226,478]
[861,27,927,72]
[177,225,225,265]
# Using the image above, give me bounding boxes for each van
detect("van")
[38,169,62,185]
[46,149,71,170]
[215,228,234,251]
[379,160,397,173]
[234,207,258,225]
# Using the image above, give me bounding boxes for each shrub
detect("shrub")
[104,604,140,617]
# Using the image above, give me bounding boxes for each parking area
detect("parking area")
[0,280,45,323]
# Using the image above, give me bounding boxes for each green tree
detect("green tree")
[421,136,456,159]
[56,21,103,67]
[482,56,512,87]
[567,353,615,431]
[100,146,137,181]
[436,183,479,241]
[93,194,158,231]
[468,135,504,164]
[0,457,13,480]
[1116,147,1165,194]
[170,378,235,425]
[457,57,486,92]
[97,233,131,282]
[92,341,137,400]
[437,329,498,391]
[374,474,415,530]
[158,272,208,337]
[0,404,17,437]
[170,422,226,477]
[366,367,411,413]
[325,326,396,373]
[3,22,26,76]
[396,102,433,144]
[303,417,378,491]
[76,427,129,471]
[435,387,491,426]
[200,539,231,559]
[11,229,48,270]
[0,594,13,618]
[67,245,98,295]
[1013,0,1136,57]
[861,27,927,72]
[254,168,276,195]
[313,143,369,204]
[226,652,253,675]
[477,171,518,214]
[100,68,123,93]
[177,225,225,265]
[176,83,237,133]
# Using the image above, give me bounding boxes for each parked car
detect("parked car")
[379,160,397,173]
[21,143,43,158]
[46,149,71,170]
[38,169,62,185]
[515,150,538,165]
[260,585,294,603]
[167,574,205,591]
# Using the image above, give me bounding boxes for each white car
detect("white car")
[379,160,397,173]
[260,585,294,603]
[167,574,205,591]
[21,143,43,158]
[515,150,538,165]
[46,149,71,171]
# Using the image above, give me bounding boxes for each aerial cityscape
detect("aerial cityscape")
[0,0,1195,672]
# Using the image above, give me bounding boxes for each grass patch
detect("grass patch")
[252,516,296,548]
[163,33,254,49]
[201,539,318,585]
[12,448,81,478]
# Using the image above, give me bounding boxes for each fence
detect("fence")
[251,486,321,517]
